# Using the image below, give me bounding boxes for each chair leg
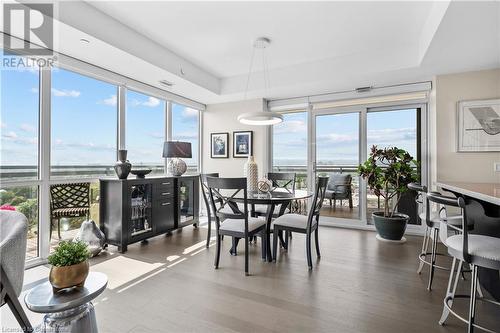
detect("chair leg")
[206,214,211,248]
[273,228,279,261]
[214,234,221,269]
[244,235,249,276]
[468,265,478,333]
[333,200,336,210]
[439,258,463,325]
[230,237,239,256]
[261,231,267,260]
[349,195,353,209]
[49,219,53,242]
[284,230,289,250]
[1,267,33,332]
[417,227,430,274]
[306,233,313,269]
[314,228,321,258]
[329,199,332,207]
[57,218,62,239]
[427,228,438,291]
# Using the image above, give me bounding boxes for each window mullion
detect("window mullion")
[118,86,126,151]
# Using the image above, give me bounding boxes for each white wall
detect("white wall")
[435,68,500,183]
[202,99,269,177]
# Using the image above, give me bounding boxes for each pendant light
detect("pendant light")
[237,37,283,126]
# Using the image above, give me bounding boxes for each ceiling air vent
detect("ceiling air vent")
[355,86,372,93]
[159,80,174,88]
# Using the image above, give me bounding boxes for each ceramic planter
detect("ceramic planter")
[49,260,89,292]
[372,212,409,241]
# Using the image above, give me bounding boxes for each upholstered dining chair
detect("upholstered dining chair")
[434,194,500,333]
[408,183,473,291]
[0,210,33,332]
[272,176,329,269]
[49,183,91,240]
[206,177,267,275]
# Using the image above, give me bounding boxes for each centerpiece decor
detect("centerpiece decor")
[358,146,419,242]
[73,219,106,257]
[244,156,258,192]
[48,240,91,292]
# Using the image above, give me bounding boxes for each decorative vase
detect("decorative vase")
[244,156,258,192]
[73,220,106,257]
[49,260,89,292]
[168,158,187,176]
[114,149,132,179]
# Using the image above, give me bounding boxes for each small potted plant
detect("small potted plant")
[358,146,419,241]
[48,240,91,292]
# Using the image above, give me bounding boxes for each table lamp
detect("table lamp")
[163,141,192,176]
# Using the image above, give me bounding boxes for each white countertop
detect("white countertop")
[436,181,500,206]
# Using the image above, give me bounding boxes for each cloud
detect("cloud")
[20,123,35,133]
[0,122,6,128]
[182,107,199,118]
[173,132,198,141]
[100,95,117,106]
[274,120,306,134]
[149,132,164,139]
[367,127,416,143]
[30,87,38,93]
[143,97,160,107]
[130,97,161,108]
[3,131,18,139]
[52,139,115,151]
[52,88,81,97]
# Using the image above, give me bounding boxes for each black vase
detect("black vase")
[114,149,132,179]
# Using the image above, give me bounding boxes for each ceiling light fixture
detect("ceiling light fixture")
[237,37,283,126]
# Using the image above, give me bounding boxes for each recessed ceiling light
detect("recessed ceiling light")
[159,80,174,88]
[80,38,90,44]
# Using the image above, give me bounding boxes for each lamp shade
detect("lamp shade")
[163,141,192,158]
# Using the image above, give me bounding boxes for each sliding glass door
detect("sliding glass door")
[308,104,425,228]
[313,109,363,224]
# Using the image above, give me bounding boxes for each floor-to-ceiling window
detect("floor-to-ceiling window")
[272,111,308,189]
[0,55,40,259]
[50,67,118,250]
[171,103,200,172]
[126,90,166,173]
[366,107,420,224]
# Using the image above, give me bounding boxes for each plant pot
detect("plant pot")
[372,212,409,241]
[49,260,89,292]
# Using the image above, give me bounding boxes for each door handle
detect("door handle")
[161,202,171,206]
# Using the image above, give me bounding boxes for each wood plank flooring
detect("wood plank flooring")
[2,223,499,332]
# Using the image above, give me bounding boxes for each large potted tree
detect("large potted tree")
[358,146,419,242]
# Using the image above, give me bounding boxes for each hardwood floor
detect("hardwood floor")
[2,223,499,332]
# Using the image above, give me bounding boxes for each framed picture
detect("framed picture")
[457,99,500,152]
[233,131,253,158]
[211,132,229,158]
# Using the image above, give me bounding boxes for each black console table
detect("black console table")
[99,175,199,253]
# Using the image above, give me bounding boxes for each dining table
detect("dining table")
[436,181,500,301]
[226,189,313,262]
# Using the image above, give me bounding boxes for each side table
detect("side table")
[25,272,107,333]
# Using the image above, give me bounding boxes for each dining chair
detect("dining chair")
[272,176,329,269]
[408,183,472,291]
[435,194,500,333]
[206,177,267,275]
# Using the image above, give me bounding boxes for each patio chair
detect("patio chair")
[49,183,91,240]
[325,174,353,209]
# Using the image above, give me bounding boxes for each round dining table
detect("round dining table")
[227,189,313,262]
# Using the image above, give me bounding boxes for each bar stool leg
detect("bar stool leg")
[417,227,430,274]
[427,228,438,291]
[468,265,478,333]
[439,258,463,325]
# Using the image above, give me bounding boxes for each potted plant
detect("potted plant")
[358,146,419,241]
[48,240,91,292]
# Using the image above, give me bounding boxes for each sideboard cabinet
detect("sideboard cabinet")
[99,175,199,252]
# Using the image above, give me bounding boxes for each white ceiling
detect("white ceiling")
[12,1,500,104]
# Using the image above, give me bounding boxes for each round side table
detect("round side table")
[25,272,108,333]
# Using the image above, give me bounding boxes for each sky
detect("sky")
[273,109,418,166]
[1,62,199,169]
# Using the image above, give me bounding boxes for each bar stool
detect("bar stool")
[408,183,471,291]
[435,194,500,333]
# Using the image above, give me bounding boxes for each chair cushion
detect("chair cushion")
[52,207,89,218]
[446,234,500,268]
[272,213,314,231]
[219,217,266,234]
